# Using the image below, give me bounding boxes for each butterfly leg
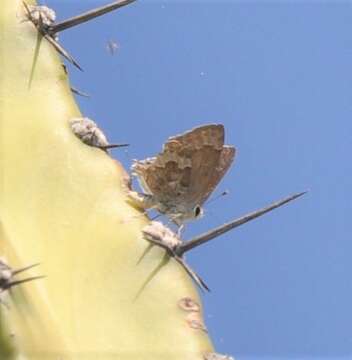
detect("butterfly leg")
[176,224,185,238]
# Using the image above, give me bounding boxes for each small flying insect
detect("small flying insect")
[106,39,120,55]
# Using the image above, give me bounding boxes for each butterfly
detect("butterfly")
[130,124,235,227]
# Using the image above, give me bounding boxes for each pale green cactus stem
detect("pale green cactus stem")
[0,1,213,359]
[0,1,306,359]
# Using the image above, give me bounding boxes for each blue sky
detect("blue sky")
[48,1,352,358]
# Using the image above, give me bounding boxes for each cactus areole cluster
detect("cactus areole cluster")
[0,1,306,359]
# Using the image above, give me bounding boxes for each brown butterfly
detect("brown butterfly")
[130,124,235,227]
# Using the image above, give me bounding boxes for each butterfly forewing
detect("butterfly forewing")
[166,124,224,151]
[135,156,191,203]
[132,124,235,221]
[183,145,235,209]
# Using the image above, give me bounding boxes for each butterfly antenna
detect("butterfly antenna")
[206,190,229,206]
[203,192,230,227]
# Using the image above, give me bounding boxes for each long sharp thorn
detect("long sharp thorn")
[22,1,31,17]
[44,34,83,71]
[5,276,45,290]
[22,1,83,71]
[12,263,40,276]
[49,0,137,35]
[177,191,308,256]
[174,256,210,292]
[144,232,210,291]
[98,143,130,150]
[71,87,90,98]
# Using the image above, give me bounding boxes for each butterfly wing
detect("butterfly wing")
[132,154,191,204]
[165,124,225,152]
[181,145,236,210]
[168,124,235,209]
[160,124,228,207]
[132,124,235,215]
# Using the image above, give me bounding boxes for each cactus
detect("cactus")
[0,1,305,359]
